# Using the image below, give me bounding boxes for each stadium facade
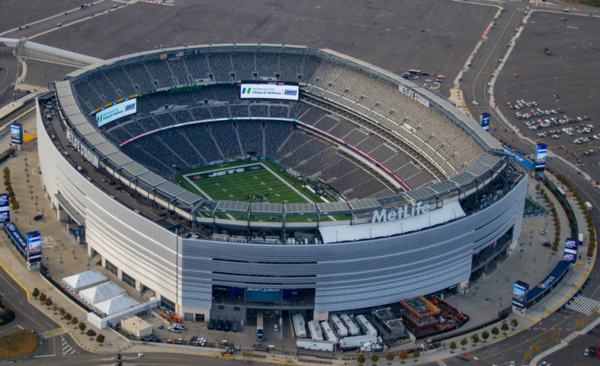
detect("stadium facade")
[39,44,527,321]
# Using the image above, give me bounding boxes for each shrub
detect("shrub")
[357,354,366,364]
[482,331,490,341]
[39,293,47,302]
[460,338,468,347]
[370,354,379,363]
[64,313,72,321]
[511,319,519,328]
[78,322,87,333]
[491,327,499,336]
[96,334,105,343]
[86,329,96,337]
[44,298,52,307]
[449,341,457,352]
[399,351,408,360]
[413,350,420,358]
[71,317,78,325]
[59,307,66,316]
[501,323,509,332]
[386,353,394,361]
[32,288,40,298]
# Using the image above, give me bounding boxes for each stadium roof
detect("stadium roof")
[285,203,317,214]
[251,202,282,214]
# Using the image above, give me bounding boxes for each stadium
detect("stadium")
[38,44,527,323]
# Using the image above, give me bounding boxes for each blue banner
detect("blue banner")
[503,148,534,170]
[4,223,27,255]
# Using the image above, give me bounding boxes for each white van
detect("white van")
[556,187,566,197]
[585,202,593,212]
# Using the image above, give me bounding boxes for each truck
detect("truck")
[257,310,264,342]
[340,314,360,336]
[308,320,324,341]
[585,202,593,212]
[543,47,551,55]
[320,321,338,344]
[359,341,383,353]
[292,314,307,338]
[339,335,379,350]
[329,315,348,337]
[355,315,378,336]
[296,339,335,352]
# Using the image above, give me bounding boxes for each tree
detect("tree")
[64,313,72,321]
[11,201,19,211]
[3,307,15,318]
[532,343,539,353]
[32,288,39,298]
[357,354,366,365]
[551,331,559,342]
[78,322,87,333]
[371,354,379,363]
[86,329,96,337]
[399,351,408,361]
[460,338,468,349]
[413,350,420,358]
[44,298,52,307]
[59,307,66,316]
[39,293,46,302]
[96,334,105,343]
[385,353,394,361]
[481,331,490,342]
[510,318,519,328]
[471,333,480,345]
[540,337,548,347]
[71,317,78,325]
[501,323,510,333]
[491,327,500,337]
[449,341,457,353]
[524,350,532,359]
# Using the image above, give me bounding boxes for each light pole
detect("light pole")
[570,46,574,69]
[7,339,9,360]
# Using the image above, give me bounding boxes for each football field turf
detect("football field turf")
[183,163,312,204]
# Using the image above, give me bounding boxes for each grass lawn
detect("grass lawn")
[0,330,40,360]
[176,161,347,223]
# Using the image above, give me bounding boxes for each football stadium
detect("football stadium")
[38,44,527,322]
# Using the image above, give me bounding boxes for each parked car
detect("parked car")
[168,326,180,333]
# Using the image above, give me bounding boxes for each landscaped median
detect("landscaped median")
[0,330,40,361]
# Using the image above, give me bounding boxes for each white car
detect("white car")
[472,101,479,106]
[168,326,180,333]
[585,349,590,357]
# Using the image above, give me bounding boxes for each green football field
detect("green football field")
[176,161,344,222]
[183,163,311,204]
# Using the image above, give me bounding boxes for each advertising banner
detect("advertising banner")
[10,123,23,144]
[96,99,137,127]
[563,248,577,262]
[503,148,534,170]
[27,231,42,260]
[240,84,299,101]
[512,281,529,308]
[246,287,282,302]
[0,193,9,223]
[565,239,578,249]
[479,113,490,131]
[534,144,548,171]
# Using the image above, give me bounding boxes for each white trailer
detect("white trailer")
[308,320,323,341]
[320,321,338,344]
[296,339,335,352]
[339,335,378,350]
[340,314,359,336]
[356,315,378,336]
[329,315,348,337]
[292,314,307,338]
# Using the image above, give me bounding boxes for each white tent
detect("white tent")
[94,295,140,315]
[79,282,125,305]
[62,269,108,291]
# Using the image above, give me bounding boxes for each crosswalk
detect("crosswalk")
[564,333,578,343]
[436,361,448,366]
[565,296,600,316]
[61,337,79,356]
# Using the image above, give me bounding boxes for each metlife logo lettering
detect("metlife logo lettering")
[189,164,265,181]
[66,129,100,168]
[398,85,430,108]
[371,202,431,223]
[247,288,280,292]
[240,84,299,101]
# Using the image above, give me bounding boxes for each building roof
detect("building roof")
[121,316,152,331]
[93,294,140,315]
[62,269,108,291]
[78,282,125,305]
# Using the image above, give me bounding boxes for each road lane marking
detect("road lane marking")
[0,273,18,292]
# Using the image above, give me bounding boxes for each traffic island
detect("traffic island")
[0,330,40,361]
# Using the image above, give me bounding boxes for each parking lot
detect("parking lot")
[493,10,600,180]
